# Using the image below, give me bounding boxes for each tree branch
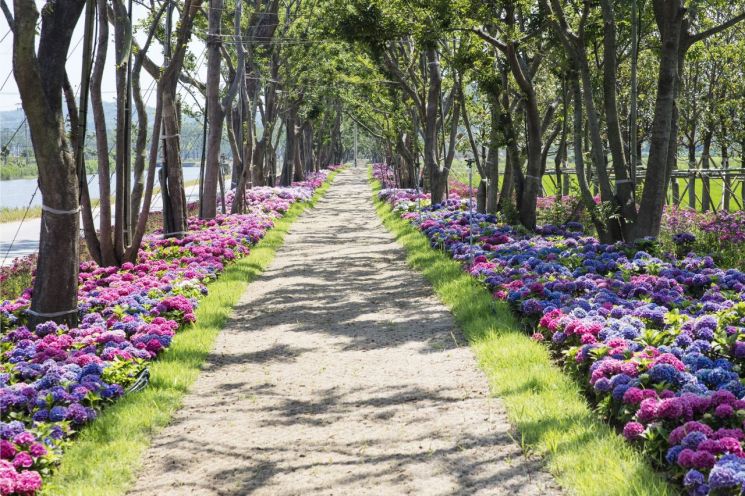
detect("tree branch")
[458,77,485,176]
[472,27,507,52]
[345,111,384,140]
[540,101,557,136]
[686,11,745,47]
[1,0,14,31]
[221,0,243,110]
[137,42,206,93]
[381,48,423,111]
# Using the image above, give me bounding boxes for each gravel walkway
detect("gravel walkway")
[129,168,560,495]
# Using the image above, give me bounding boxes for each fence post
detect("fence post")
[722,158,731,212]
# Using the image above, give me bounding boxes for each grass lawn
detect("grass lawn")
[370,172,673,496]
[447,158,744,212]
[40,169,342,496]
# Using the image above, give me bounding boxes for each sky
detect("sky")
[0,2,207,114]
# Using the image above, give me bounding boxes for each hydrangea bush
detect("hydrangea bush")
[374,165,745,495]
[660,207,745,271]
[0,170,334,495]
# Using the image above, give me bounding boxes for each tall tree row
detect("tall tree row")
[329,0,745,239]
[7,0,745,324]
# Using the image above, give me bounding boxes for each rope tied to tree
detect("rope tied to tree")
[41,204,81,215]
[26,307,79,319]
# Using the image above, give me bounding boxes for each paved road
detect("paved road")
[129,168,560,495]
[0,183,200,266]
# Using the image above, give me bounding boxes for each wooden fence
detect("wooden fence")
[543,167,745,212]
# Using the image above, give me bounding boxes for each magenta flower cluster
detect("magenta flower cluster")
[662,207,745,245]
[374,165,745,495]
[0,256,36,290]
[0,171,332,495]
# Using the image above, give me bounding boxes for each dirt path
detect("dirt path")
[129,168,560,495]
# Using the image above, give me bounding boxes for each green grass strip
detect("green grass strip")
[370,174,673,496]
[41,170,342,496]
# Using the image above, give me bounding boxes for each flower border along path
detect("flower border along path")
[0,167,342,496]
[369,171,672,496]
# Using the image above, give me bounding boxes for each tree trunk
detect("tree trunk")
[701,131,712,211]
[473,178,485,213]
[292,120,304,182]
[12,0,86,327]
[302,122,314,173]
[226,107,243,189]
[485,96,500,213]
[424,46,446,204]
[600,0,636,239]
[633,1,684,238]
[131,56,148,233]
[91,0,116,265]
[128,1,166,234]
[555,81,568,199]
[156,0,204,237]
[512,69,541,227]
[251,136,267,188]
[112,0,131,256]
[722,143,730,211]
[571,72,611,242]
[231,88,256,214]
[160,92,187,236]
[498,80,519,212]
[202,0,224,220]
[281,109,295,186]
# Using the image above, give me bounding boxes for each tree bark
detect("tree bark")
[91,0,116,265]
[506,44,541,229]
[633,1,685,238]
[600,0,636,238]
[701,130,713,211]
[280,107,296,186]
[571,72,610,241]
[129,1,166,233]
[202,0,225,219]
[158,0,204,236]
[12,0,86,327]
[112,0,131,256]
[722,142,730,211]
[423,46,447,204]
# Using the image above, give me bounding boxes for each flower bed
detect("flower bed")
[0,170,335,495]
[660,207,745,272]
[374,165,745,495]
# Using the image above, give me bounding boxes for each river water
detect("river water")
[0,167,203,209]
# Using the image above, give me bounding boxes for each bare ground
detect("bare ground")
[129,168,560,495]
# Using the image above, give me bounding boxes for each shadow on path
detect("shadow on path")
[129,168,560,496]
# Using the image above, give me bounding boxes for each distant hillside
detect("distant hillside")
[0,100,207,160]
[0,100,204,131]
[0,99,267,164]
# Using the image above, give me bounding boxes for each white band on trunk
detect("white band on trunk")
[26,308,78,318]
[42,204,80,215]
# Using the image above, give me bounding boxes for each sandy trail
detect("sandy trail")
[129,168,560,495]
